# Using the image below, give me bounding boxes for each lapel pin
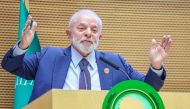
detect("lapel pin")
[104,68,110,74]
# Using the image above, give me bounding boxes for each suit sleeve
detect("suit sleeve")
[1,47,48,80]
[144,68,166,91]
[118,54,166,91]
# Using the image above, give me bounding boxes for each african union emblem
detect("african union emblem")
[102,80,164,109]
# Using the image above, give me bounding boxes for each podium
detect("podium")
[24,89,190,109]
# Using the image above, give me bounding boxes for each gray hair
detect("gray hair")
[69,9,103,33]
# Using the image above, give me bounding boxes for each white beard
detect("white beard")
[72,36,99,55]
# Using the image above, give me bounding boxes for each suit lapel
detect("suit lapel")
[52,46,71,88]
[96,51,112,90]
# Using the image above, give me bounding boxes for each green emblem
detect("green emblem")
[102,80,164,109]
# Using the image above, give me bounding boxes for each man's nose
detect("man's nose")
[84,28,91,38]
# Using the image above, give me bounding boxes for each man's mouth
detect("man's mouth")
[81,40,93,44]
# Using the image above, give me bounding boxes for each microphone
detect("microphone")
[99,56,131,80]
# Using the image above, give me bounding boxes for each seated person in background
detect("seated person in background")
[1,9,172,103]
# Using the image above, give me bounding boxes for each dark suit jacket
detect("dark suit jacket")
[1,46,166,103]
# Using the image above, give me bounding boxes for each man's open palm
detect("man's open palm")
[149,35,172,69]
[20,15,37,49]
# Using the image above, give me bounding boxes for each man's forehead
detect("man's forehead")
[75,14,98,25]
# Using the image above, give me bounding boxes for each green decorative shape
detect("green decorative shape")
[102,80,165,109]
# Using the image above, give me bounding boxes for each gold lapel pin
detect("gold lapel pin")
[104,68,110,74]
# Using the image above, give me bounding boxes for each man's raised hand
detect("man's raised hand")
[19,15,37,49]
[149,35,172,69]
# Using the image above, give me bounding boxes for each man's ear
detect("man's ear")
[66,29,72,39]
[99,34,102,40]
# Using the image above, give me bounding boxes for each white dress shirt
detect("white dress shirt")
[63,46,101,90]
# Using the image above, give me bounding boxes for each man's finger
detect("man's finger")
[26,24,31,32]
[23,15,32,31]
[162,35,170,49]
[161,35,166,47]
[27,15,32,22]
[23,20,30,31]
[22,24,30,37]
[151,38,157,48]
[165,38,172,53]
[31,21,37,33]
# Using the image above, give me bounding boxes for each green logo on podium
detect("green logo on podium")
[102,80,164,109]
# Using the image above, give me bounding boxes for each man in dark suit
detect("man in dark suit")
[1,9,172,103]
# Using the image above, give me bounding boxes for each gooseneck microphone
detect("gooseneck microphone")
[99,56,131,80]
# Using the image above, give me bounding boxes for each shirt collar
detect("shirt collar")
[71,46,96,70]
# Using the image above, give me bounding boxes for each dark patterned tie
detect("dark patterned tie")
[79,58,91,90]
